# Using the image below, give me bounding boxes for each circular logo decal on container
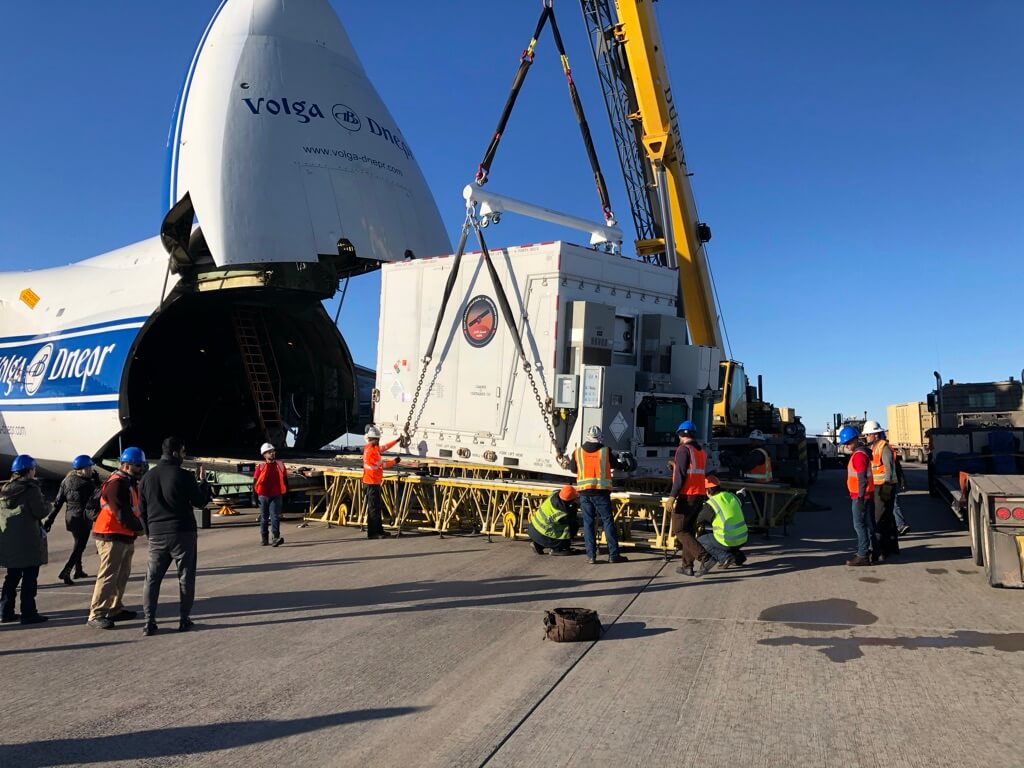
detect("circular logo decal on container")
[462,295,498,348]
[332,103,362,132]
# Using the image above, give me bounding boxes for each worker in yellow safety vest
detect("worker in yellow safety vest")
[527,486,580,556]
[687,475,748,576]
[862,420,899,561]
[739,429,773,483]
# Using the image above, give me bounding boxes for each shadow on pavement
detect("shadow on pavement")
[603,621,676,640]
[0,640,131,658]
[0,708,425,767]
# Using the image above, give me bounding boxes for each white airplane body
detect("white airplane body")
[0,0,450,475]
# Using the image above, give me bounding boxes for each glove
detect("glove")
[43,520,53,533]
[661,497,676,514]
[393,456,402,465]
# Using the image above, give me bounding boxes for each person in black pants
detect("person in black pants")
[138,437,211,636]
[44,455,100,585]
[0,455,50,625]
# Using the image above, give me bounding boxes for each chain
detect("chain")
[399,356,431,449]
[522,360,568,468]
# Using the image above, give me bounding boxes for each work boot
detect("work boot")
[898,525,911,535]
[110,609,137,622]
[846,555,871,567]
[696,558,718,576]
[87,617,115,630]
[20,614,48,625]
[142,622,158,637]
[532,542,546,556]
[676,565,695,577]
[272,535,285,547]
[720,556,736,570]
[608,555,629,564]
[74,568,89,579]
[58,569,74,586]
[178,617,194,633]
[550,548,577,556]
[585,557,601,565]
[261,535,269,546]
[1,614,20,624]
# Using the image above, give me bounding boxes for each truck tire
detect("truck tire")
[968,497,984,566]
[981,514,1000,587]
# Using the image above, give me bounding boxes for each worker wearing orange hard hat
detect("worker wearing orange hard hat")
[527,485,580,556]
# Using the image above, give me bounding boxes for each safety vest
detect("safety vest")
[254,460,287,497]
[363,439,398,485]
[575,447,612,492]
[871,439,894,485]
[708,492,748,548]
[681,443,707,496]
[747,447,773,483]
[93,476,140,538]
[847,447,875,498]
[529,494,570,540]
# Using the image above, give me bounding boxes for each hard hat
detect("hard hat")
[119,447,146,465]
[862,420,884,435]
[365,425,381,440]
[748,429,767,442]
[260,442,276,455]
[704,474,721,491]
[586,425,603,442]
[838,426,860,445]
[11,454,36,473]
[71,455,94,470]
[559,485,579,501]
[677,420,697,435]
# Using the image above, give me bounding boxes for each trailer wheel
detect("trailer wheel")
[981,514,1000,587]
[968,497,984,566]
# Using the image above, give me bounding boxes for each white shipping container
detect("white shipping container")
[374,241,684,476]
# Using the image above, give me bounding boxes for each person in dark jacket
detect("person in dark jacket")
[43,455,100,585]
[88,448,146,630]
[0,455,50,625]
[139,437,211,636]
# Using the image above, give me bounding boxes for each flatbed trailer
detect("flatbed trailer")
[963,474,1024,588]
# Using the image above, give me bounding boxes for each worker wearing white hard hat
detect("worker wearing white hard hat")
[362,425,401,539]
[738,430,773,483]
[862,420,900,561]
[253,442,287,547]
[568,424,636,564]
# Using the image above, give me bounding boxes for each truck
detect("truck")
[926,373,1024,587]
[887,401,935,463]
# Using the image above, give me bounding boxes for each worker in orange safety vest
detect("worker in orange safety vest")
[362,425,401,539]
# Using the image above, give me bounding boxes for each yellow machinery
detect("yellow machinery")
[580,0,754,435]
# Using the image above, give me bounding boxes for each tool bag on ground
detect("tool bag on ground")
[543,607,601,642]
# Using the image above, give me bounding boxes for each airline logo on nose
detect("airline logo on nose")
[332,104,361,132]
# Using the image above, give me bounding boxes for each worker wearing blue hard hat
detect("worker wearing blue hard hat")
[840,427,875,566]
[667,420,709,576]
[87,447,146,630]
[1,455,51,624]
[43,454,101,586]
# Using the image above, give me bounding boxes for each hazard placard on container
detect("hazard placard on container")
[19,288,40,309]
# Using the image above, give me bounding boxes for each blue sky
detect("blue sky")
[1,1,1021,435]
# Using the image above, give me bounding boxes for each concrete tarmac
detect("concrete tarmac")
[2,467,1020,768]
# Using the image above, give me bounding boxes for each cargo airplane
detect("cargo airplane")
[0,0,450,476]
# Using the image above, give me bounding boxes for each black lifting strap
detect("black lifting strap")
[546,8,615,225]
[475,5,552,186]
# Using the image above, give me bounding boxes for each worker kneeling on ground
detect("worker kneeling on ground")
[691,475,748,576]
[527,485,581,556]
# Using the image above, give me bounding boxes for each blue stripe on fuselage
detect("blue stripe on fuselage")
[0,316,149,345]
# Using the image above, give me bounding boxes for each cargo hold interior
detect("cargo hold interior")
[111,293,358,459]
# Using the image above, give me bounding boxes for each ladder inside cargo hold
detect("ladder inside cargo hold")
[232,307,285,445]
